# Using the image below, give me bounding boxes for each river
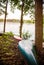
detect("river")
[0,22,35,40]
[0,22,44,47]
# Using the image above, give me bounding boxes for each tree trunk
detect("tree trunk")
[19,1,24,37]
[3,0,8,32]
[35,0,43,53]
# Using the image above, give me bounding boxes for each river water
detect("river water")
[0,22,35,40]
[0,22,44,47]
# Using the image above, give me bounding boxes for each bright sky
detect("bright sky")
[0,3,31,20]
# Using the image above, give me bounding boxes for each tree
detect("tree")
[10,0,34,37]
[0,0,8,32]
[19,0,24,37]
[3,0,8,32]
[35,0,43,54]
[19,0,35,37]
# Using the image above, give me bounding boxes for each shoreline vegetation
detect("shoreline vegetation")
[0,19,35,23]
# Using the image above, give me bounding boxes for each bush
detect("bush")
[4,32,14,36]
[0,32,14,55]
[22,31,31,40]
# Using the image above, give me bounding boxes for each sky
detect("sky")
[0,3,31,20]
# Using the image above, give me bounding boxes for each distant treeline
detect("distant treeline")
[24,20,35,23]
[0,19,35,23]
[0,19,19,22]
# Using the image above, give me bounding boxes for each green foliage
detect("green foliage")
[4,32,14,36]
[10,0,19,12]
[43,16,44,24]
[43,26,44,39]
[26,20,32,23]
[27,20,32,23]
[22,31,31,39]
[0,32,14,55]
[10,0,35,15]
[0,0,6,15]
[23,20,35,23]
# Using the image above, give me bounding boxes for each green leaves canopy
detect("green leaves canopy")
[10,0,35,15]
[0,0,6,15]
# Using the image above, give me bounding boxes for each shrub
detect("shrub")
[22,31,31,40]
[0,32,14,55]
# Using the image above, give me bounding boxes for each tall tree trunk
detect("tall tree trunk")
[19,1,24,37]
[3,0,8,32]
[35,0,43,53]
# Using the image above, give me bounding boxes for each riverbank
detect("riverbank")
[0,33,44,65]
[0,33,26,65]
